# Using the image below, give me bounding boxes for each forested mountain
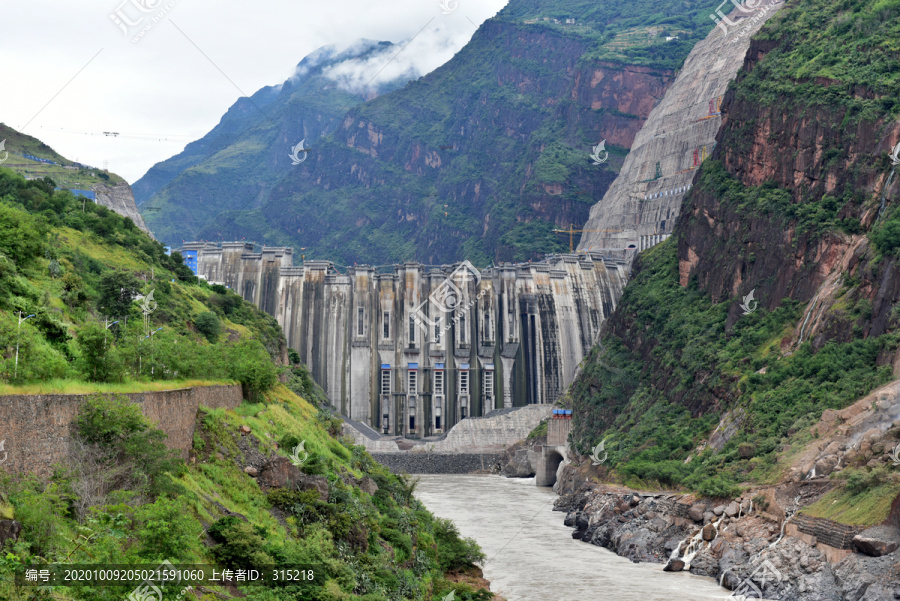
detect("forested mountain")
[137,0,724,263]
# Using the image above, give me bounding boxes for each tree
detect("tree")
[0,203,45,265]
[77,322,124,382]
[97,270,141,319]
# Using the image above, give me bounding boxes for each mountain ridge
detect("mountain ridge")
[138,0,726,263]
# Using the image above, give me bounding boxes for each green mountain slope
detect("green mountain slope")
[140,0,725,264]
[567,0,900,497]
[0,160,494,600]
[0,123,126,189]
[135,41,413,244]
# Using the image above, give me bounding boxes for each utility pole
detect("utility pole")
[104,318,119,350]
[143,327,162,377]
[14,313,35,380]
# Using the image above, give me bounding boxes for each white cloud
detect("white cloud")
[0,0,507,182]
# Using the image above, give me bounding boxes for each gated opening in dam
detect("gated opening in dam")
[181,242,632,438]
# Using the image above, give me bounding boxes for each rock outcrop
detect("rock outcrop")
[0,519,22,550]
[257,457,329,500]
[93,182,150,234]
[558,485,900,601]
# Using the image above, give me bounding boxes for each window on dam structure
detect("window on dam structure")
[380,366,391,434]
[434,366,445,432]
[382,311,390,339]
[357,307,365,336]
[408,316,416,346]
[483,367,494,412]
[381,369,391,395]
[434,318,442,343]
[407,369,417,395]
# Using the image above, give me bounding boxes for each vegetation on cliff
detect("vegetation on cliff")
[0,385,491,601]
[0,160,492,600]
[0,166,280,398]
[570,240,896,496]
[567,0,900,500]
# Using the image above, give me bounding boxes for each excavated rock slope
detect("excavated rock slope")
[578,2,784,252]
[93,182,150,234]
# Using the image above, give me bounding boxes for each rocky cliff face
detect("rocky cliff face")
[217,18,674,264]
[140,0,728,264]
[569,0,900,462]
[93,182,150,234]
[562,0,900,597]
[578,2,784,252]
[679,61,900,348]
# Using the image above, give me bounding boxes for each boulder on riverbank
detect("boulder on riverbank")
[556,483,900,601]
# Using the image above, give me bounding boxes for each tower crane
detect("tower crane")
[552,224,623,252]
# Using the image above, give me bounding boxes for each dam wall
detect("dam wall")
[578,2,785,251]
[184,245,631,438]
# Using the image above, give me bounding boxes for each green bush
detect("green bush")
[97,270,141,319]
[433,518,485,572]
[135,497,201,561]
[194,311,222,342]
[208,516,274,568]
[75,394,146,445]
[226,340,279,400]
[75,394,184,498]
[0,202,45,264]
[843,467,890,495]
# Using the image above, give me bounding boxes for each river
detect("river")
[415,474,730,601]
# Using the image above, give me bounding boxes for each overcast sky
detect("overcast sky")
[0,0,508,183]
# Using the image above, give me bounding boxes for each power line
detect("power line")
[38,125,197,142]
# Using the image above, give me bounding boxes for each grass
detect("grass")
[0,378,236,395]
[801,479,900,526]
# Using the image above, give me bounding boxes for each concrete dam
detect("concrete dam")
[182,242,630,438]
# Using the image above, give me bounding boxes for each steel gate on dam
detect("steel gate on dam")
[181,242,631,437]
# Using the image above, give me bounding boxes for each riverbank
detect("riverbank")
[553,476,900,600]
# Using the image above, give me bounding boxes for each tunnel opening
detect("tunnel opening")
[538,450,564,487]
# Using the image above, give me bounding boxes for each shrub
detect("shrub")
[433,518,485,571]
[0,203,45,264]
[843,467,890,495]
[226,340,279,400]
[194,311,222,342]
[135,497,201,561]
[75,394,146,446]
[288,348,301,364]
[74,395,184,499]
[208,516,274,568]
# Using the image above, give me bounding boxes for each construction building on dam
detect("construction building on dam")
[179,242,630,438]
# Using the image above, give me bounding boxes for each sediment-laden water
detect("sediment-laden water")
[415,474,729,601]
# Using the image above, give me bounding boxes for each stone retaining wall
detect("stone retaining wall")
[793,514,865,550]
[0,384,243,477]
[371,452,503,474]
